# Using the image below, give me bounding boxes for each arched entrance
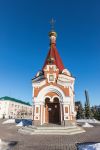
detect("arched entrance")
[45,97,60,124]
[35,85,65,125]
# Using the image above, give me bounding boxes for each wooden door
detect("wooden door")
[48,103,60,124]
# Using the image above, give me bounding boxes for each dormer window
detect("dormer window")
[47,73,56,83]
[49,74,54,81]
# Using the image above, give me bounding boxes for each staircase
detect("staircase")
[18,124,85,135]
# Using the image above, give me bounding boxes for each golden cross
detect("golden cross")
[50,18,56,31]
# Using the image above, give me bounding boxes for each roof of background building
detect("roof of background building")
[0,96,31,106]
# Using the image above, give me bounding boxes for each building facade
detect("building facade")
[32,29,76,126]
[0,96,32,119]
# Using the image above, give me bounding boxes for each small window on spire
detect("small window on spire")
[49,75,54,81]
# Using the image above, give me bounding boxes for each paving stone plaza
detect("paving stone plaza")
[0,120,100,150]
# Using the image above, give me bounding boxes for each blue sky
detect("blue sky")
[0,0,100,106]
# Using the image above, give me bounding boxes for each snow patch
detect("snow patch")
[78,143,100,150]
[0,139,9,150]
[82,122,94,128]
[77,119,100,124]
[16,121,23,127]
[2,119,15,124]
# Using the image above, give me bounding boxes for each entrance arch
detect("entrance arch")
[45,96,60,124]
[37,85,66,103]
[36,85,66,125]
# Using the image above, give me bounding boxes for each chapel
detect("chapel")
[32,24,76,126]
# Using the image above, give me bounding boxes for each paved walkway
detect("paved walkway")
[0,120,100,150]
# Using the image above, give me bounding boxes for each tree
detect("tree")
[91,106,100,120]
[84,90,91,119]
[76,101,85,119]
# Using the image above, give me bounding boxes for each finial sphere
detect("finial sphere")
[49,31,57,37]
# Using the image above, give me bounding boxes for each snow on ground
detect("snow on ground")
[0,139,9,150]
[16,121,23,126]
[2,119,15,124]
[82,122,94,128]
[78,143,100,150]
[77,119,100,124]
[0,139,17,150]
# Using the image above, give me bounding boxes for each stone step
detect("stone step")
[18,126,85,135]
[37,126,77,130]
[24,125,81,130]
[19,129,85,135]
[23,126,83,132]
[69,130,85,135]
[34,128,82,133]
[31,130,85,135]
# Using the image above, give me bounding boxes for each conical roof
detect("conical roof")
[43,44,64,72]
[42,31,64,72]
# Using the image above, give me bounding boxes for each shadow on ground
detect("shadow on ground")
[0,140,18,150]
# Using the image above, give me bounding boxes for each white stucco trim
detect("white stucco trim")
[32,80,46,88]
[37,85,66,103]
[52,95,59,99]
[44,65,59,72]
[58,74,75,81]
[52,95,59,102]
[35,105,40,115]
[44,95,60,103]
[64,105,69,115]
[44,96,51,101]
[41,105,42,125]
[47,73,56,83]
[44,106,45,124]
[32,75,44,83]
[60,103,63,123]
[57,80,71,88]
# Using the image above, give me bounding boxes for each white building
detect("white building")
[0,96,32,119]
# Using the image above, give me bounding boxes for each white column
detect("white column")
[44,105,45,124]
[40,103,44,125]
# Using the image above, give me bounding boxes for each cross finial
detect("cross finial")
[50,18,56,31]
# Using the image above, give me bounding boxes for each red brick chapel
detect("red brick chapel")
[32,24,76,126]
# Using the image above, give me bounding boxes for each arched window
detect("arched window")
[45,97,50,104]
[53,97,59,103]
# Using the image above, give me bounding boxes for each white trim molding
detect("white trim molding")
[37,85,66,103]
